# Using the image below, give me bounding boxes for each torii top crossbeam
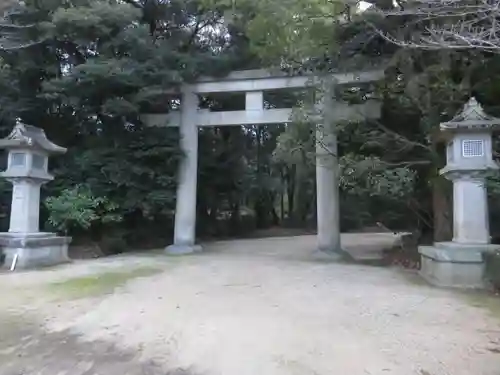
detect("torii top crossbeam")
[186,68,384,94]
[142,68,384,128]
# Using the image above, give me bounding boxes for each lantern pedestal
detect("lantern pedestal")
[419,242,499,288]
[0,232,71,269]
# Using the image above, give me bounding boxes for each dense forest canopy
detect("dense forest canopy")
[0,0,499,253]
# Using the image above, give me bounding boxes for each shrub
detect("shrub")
[44,185,122,236]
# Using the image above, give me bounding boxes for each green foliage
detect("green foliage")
[273,122,314,166]
[340,154,415,199]
[486,171,500,197]
[275,94,416,201]
[51,127,181,220]
[44,185,122,235]
[45,2,141,42]
[245,0,341,65]
[201,0,340,67]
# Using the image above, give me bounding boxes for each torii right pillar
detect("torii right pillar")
[419,98,500,288]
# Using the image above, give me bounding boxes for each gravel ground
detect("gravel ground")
[0,234,499,375]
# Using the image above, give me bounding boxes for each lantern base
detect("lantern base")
[418,242,500,289]
[0,232,72,270]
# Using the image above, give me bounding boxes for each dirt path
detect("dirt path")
[1,234,499,375]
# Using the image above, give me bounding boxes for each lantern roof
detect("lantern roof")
[441,97,500,131]
[0,120,66,153]
[440,97,500,130]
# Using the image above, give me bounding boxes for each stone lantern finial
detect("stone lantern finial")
[454,97,486,121]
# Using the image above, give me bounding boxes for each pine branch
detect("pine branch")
[0,37,46,51]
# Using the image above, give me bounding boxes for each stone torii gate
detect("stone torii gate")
[143,69,383,254]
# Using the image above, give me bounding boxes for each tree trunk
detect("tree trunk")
[271,207,279,225]
[432,175,453,241]
[292,163,309,226]
[286,165,295,219]
[230,200,240,234]
[280,171,285,222]
[432,138,453,242]
[291,164,303,226]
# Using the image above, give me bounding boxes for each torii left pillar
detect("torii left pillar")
[166,90,202,254]
[316,122,341,254]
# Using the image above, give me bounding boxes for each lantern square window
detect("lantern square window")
[462,140,484,158]
[32,154,45,170]
[10,152,26,167]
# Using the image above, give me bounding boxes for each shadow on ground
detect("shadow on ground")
[0,315,194,375]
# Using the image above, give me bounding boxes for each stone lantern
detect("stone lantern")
[0,121,71,269]
[419,97,500,288]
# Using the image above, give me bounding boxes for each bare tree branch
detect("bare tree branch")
[371,117,432,151]
[120,0,144,9]
[367,0,500,51]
